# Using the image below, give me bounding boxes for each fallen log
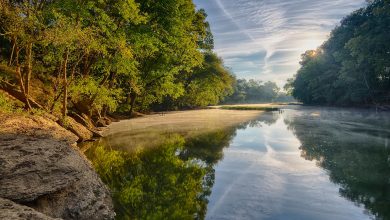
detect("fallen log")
[0,80,44,110]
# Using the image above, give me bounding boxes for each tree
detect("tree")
[223,79,286,104]
[288,0,390,106]
[0,0,235,124]
[176,52,234,108]
[0,0,46,109]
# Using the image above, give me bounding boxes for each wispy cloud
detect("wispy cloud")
[194,0,366,86]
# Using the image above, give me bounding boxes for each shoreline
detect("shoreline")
[0,112,115,219]
[97,109,265,151]
[0,108,264,219]
[102,108,265,136]
[1,104,387,219]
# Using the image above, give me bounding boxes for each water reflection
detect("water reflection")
[284,108,390,220]
[84,117,270,219]
[85,107,390,220]
[85,127,239,220]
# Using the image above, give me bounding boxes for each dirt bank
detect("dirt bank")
[0,113,115,219]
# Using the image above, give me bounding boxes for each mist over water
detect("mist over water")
[85,107,390,220]
[206,108,388,220]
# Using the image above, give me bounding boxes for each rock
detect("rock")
[0,113,115,219]
[64,117,93,142]
[30,173,114,220]
[0,197,60,220]
[104,118,111,126]
[131,111,145,118]
[0,113,78,144]
[0,134,114,219]
[96,118,107,127]
[95,117,112,127]
[0,134,83,202]
[68,112,95,130]
[90,129,104,138]
[96,117,111,127]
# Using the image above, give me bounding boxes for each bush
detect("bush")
[0,92,15,112]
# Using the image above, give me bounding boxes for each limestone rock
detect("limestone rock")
[0,134,83,202]
[95,117,112,127]
[0,197,60,220]
[68,112,95,130]
[0,134,114,219]
[64,117,93,142]
[96,118,107,127]
[0,113,78,144]
[0,113,114,219]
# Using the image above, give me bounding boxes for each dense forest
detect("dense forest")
[285,0,390,106]
[223,79,294,104]
[0,0,236,125]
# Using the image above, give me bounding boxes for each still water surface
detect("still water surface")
[85,107,390,220]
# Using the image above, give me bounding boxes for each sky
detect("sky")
[193,0,366,87]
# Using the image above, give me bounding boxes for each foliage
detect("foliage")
[176,52,234,108]
[0,0,234,120]
[287,0,390,105]
[69,77,123,114]
[123,0,219,112]
[224,79,294,104]
[0,91,14,112]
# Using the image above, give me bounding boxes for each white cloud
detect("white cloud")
[194,0,366,87]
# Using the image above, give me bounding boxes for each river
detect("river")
[84,106,390,220]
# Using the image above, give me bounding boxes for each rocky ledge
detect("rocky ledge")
[0,113,115,219]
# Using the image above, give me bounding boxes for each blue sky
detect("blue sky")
[193,0,366,86]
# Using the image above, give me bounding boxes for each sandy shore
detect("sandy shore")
[96,108,264,152]
[104,109,263,136]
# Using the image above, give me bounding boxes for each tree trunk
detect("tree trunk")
[126,92,131,104]
[82,55,93,77]
[15,46,31,110]
[362,71,375,104]
[62,50,69,118]
[0,81,43,109]
[129,93,137,116]
[8,37,15,66]
[25,42,33,98]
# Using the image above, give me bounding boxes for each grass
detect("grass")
[0,91,17,113]
[219,106,280,111]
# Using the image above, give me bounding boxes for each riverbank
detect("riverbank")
[84,108,265,153]
[0,107,265,219]
[0,112,115,219]
[104,109,264,136]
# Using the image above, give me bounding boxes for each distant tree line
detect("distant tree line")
[223,79,294,104]
[0,0,234,123]
[285,0,390,106]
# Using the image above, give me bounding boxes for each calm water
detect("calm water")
[84,107,390,220]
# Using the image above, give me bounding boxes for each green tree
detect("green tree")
[288,0,390,106]
[176,52,234,108]
[224,79,286,104]
[0,0,235,124]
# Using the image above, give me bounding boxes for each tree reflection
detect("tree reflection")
[284,112,390,220]
[85,128,237,220]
